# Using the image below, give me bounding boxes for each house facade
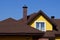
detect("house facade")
[0,6,60,40]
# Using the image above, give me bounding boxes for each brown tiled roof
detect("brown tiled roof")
[52,19,60,26]
[0,24,43,33]
[43,31,55,37]
[0,18,43,34]
[52,19,60,35]
[0,10,60,37]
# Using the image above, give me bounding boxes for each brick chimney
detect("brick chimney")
[23,5,28,24]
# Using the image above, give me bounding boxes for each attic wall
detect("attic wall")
[29,15,53,31]
[55,37,60,40]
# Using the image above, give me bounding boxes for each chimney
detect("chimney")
[23,5,28,24]
[51,16,55,19]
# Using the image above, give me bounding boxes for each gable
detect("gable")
[29,14,53,31]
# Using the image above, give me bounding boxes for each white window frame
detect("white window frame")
[35,21,46,31]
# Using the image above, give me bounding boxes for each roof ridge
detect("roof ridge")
[0,17,17,22]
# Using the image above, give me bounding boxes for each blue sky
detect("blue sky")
[0,0,60,21]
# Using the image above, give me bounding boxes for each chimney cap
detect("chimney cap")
[51,16,55,19]
[23,5,28,8]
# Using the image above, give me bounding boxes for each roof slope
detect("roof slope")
[0,18,43,34]
[0,10,60,36]
[52,19,60,35]
[27,10,56,25]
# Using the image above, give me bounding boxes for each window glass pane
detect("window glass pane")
[39,23,41,30]
[41,22,44,30]
[36,22,39,29]
[36,22,45,31]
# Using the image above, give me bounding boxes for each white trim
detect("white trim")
[35,21,46,32]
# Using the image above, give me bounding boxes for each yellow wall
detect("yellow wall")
[29,15,52,31]
[55,37,60,40]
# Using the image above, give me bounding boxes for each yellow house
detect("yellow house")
[0,5,60,40]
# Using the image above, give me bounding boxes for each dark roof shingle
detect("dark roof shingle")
[0,10,60,37]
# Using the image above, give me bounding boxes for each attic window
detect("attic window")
[36,22,46,31]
